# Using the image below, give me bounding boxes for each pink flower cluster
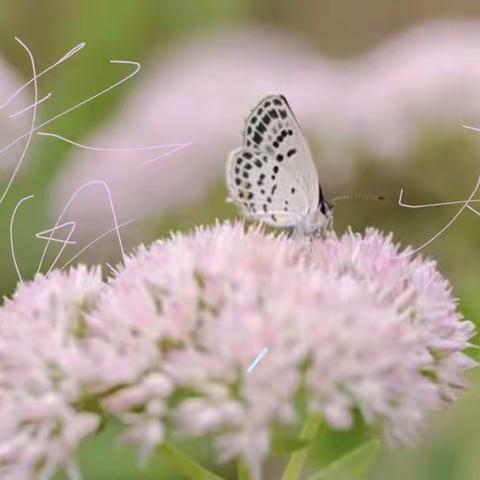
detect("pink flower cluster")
[0,267,103,480]
[0,224,474,479]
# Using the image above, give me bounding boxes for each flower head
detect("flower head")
[89,223,475,475]
[0,224,474,478]
[0,267,104,480]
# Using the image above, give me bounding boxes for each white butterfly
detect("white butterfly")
[226,94,333,238]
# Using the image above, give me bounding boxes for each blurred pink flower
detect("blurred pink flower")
[337,20,480,162]
[51,21,480,246]
[49,28,334,241]
[89,223,475,476]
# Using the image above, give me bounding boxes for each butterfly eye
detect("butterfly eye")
[320,201,333,214]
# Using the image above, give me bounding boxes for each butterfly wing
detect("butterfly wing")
[243,94,319,209]
[226,147,310,227]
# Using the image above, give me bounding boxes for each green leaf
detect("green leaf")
[307,440,380,480]
[158,442,224,480]
[281,415,322,480]
[272,436,311,454]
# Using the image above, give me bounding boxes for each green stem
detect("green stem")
[237,457,252,480]
[158,442,224,480]
[281,415,322,480]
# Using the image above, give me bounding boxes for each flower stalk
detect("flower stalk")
[281,415,322,480]
[237,458,253,480]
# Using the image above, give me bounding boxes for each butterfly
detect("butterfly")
[226,94,333,238]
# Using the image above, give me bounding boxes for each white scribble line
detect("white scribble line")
[38,131,190,153]
[398,188,480,208]
[143,143,192,164]
[247,347,269,373]
[10,195,34,285]
[463,124,480,133]
[0,60,141,158]
[40,222,77,276]
[9,93,52,118]
[36,221,77,245]
[0,42,85,111]
[37,180,126,275]
[0,37,39,208]
[395,174,480,258]
[60,219,135,271]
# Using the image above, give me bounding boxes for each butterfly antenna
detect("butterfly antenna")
[330,193,385,206]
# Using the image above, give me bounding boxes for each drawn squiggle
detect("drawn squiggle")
[36,221,77,245]
[395,174,480,258]
[0,42,85,110]
[0,60,140,158]
[38,131,189,153]
[38,180,126,275]
[9,195,34,284]
[9,93,52,118]
[60,219,134,272]
[0,37,39,207]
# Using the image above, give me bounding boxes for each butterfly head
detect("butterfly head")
[292,200,333,238]
[320,198,333,215]
[318,199,334,230]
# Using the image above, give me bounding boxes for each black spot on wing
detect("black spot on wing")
[286,148,297,158]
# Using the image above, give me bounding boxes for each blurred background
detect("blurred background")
[2,1,480,479]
